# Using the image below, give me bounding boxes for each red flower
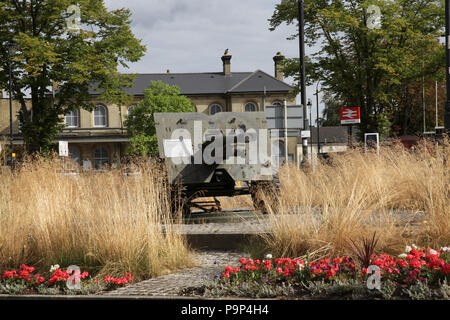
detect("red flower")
[409,259,422,269]
[396,259,408,268]
[239,258,247,265]
[222,271,230,278]
[18,270,31,281]
[2,270,18,280]
[34,275,45,284]
[225,265,234,273]
[20,265,35,273]
[441,264,450,274]
[276,267,283,274]
[325,268,336,279]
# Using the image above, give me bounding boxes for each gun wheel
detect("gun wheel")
[250,177,280,214]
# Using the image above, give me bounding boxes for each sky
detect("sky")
[104,0,323,122]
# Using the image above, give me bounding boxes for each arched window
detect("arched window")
[68,146,81,165]
[93,146,109,169]
[65,110,79,128]
[244,102,257,112]
[209,104,222,115]
[94,105,107,127]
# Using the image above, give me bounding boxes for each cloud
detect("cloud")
[105,0,299,74]
[103,0,323,118]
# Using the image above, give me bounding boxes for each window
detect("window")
[272,101,283,107]
[65,110,79,128]
[127,105,136,115]
[94,105,107,127]
[68,146,81,165]
[244,102,257,112]
[209,104,222,115]
[93,146,109,169]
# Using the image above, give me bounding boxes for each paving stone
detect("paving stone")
[104,251,244,297]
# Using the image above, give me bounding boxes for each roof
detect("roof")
[88,70,295,96]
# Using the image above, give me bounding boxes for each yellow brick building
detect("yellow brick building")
[1,52,297,168]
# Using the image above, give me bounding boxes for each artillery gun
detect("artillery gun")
[154,112,280,215]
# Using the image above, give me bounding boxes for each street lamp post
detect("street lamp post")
[298,0,309,166]
[307,98,312,158]
[314,81,321,155]
[445,0,450,132]
[6,40,18,168]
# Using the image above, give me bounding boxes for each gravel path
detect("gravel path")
[104,251,244,296]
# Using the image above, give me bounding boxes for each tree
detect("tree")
[317,91,342,127]
[0,0,146,154]
[125,81,196,157]
[269,0,445,138]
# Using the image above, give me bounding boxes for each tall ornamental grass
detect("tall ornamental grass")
[264,139,449,259]
[0,158,193,280]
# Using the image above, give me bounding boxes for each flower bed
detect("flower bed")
[0,264,133,295]
[202,247,450,299]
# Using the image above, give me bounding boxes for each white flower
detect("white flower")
[398,253,407,259]
[265,254,272,259]
[429,249,438,255]
[50,264,60,273]
[441,247,450,253]
[412,244,418,249]
[405,246,412,253]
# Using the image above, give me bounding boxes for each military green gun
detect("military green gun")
[154,112,280,214]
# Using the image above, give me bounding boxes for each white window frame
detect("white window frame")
[65,110,79,128]
[244,102,257,112]
[94,105,107,127]
[93,146,109,169]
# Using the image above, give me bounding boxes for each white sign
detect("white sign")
[301,130,311,138]
[59,141,69,157]
[364,133,379,155]
[163,139,193,158]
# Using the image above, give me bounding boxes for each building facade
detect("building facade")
[1,52,297,168]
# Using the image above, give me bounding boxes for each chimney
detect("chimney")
[222,49,232,75]
[273,52,285,81]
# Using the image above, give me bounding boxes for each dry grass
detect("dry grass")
[0,158,193,280]
[263,138,450,260]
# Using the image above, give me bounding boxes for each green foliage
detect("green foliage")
[0,0,146,154]
[403,280,433,300]
[125,81,196,157]
[202,280,295,298]
[269,0,445,137]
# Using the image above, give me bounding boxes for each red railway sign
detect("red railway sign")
[340,107,361,124]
